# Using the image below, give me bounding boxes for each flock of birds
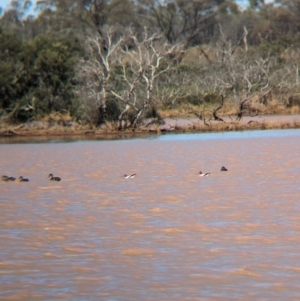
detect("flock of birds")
[124,166,228,179]
[2,167,228,183]
[1,174,61,182]
[199,166,228,176]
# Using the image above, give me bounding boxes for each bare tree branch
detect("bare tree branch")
[213,94,226,122]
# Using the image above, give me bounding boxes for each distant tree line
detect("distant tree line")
[1,0,300,127]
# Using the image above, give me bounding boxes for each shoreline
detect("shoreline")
[1,114,300,140]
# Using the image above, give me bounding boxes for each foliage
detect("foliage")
[0,29,81,122]
[0,31,22,110]
[1,0,300,126]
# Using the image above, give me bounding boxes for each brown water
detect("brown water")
[1,129,300,301]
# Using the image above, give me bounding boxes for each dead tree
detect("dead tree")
[109,64,140,130]
[236,93,257,121]
[213,94,226,122]
[77,29,125,125]
[218,24,249,65]
[236,98,249,121]
[131,29,170,128]
[110,27,171,129]
[189,109,203,121]
[159,87,184,109]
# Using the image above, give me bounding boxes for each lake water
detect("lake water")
[1,129,300,300]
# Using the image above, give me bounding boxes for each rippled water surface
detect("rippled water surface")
[1,129,300,300]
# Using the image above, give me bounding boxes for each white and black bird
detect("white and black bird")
[124,173,136,179]
[198,171,210,177]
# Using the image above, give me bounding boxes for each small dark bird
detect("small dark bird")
[2,175,9,181]
[124,173,136,179]
[48,174,61,181]
[198,171,210,177]
[19,176,29,182]
[220,166,228,171]
[2,175,16,181]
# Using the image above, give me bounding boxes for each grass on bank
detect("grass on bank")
[158,97,300,119]
[1,99,300,137]
[2,116,300,137]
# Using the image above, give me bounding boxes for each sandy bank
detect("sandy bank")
[1,114,300,140]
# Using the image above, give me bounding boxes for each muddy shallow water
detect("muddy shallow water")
[1,129,300,301]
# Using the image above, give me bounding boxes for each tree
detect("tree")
[77,26,173,128]
[0,31,81,123]
[76,26,125,125]
[249,0,265,9]
[35,0,135,36]
[0,31,22,114]
[136,0,230,46]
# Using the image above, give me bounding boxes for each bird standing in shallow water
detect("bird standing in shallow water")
[220,166,228,171]
[198,171,210,177]
[19,176,29,182]
[48,174,61,181]
[124,173,136,179]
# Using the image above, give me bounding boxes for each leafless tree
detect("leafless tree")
[77,27,125,124]
[111,27,171,129]
[236,93,257,121]
[77,26,174,128]
[213,94,226,122]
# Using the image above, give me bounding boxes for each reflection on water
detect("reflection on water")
[1,129,300,300]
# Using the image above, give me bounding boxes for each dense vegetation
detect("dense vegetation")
[1,0,300,129]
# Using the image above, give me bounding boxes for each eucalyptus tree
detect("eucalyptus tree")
[34,0,135,36]
[135,0,235,46]
[0,31,22,119]
[248,0,265,9]
[272,0,300,37]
